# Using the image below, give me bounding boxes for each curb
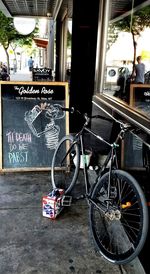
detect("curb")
[121,257,146,274]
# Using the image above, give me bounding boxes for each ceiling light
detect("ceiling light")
[13,17,36,35]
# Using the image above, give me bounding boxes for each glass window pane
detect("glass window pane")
[103,0,150,115]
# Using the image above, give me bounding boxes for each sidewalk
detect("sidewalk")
[10,67,32,81]
[0,170,146,274]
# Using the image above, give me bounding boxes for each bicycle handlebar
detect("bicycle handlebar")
[60,106,132,131]
[61,107,76,114]
[61,107,112,122]
[91,115,112,122]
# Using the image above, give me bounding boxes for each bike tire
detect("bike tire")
[89,169,148,265]
[51,135,80,194]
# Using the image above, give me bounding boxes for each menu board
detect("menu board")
[130,84,150,118]
[0,82,69,171]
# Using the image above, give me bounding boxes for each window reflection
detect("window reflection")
[103,1,150,118]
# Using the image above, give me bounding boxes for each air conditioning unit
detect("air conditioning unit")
[106,67,119,83]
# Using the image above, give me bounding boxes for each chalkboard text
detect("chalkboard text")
[6,130,32,164]
[14,86,54,96]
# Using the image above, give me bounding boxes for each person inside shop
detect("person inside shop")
[134,56,145,84]
[0,62,10,81]
[28,56,34,71]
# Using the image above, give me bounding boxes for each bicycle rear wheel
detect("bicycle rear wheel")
[89,169,148,264]
[51,135,80,194]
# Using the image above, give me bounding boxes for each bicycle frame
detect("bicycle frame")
[58,107,131,207]
[71,122,125,200]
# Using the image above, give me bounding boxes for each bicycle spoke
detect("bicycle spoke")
[51,136,80,194]
[90,170,148,264]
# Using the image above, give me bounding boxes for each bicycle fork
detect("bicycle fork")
[105,146,121,219]
[90,145,121,221]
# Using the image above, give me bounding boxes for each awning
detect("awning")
[34,38,48,48]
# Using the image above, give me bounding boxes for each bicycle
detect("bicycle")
[51,107,148,265]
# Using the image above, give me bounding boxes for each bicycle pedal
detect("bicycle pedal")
[61,196,72,206]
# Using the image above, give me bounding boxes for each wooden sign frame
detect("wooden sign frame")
[0,81,69,172]
[130,84,150,106]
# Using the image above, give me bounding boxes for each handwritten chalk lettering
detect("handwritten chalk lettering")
[15,86,40,96]
[9,144,17,152]
[41,87,54,94]
[144,91,150,96]
[8,151,28,164]
[6,131,32,143]
[14,86,54,96]
[9,143,28,152]
[15,133,32,142]
[6,132,15,143]
[19,143,28,150]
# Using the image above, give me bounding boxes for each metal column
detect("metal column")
[95,0,110,93]
[47,19,54,70]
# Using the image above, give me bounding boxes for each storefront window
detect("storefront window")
[103,1,150,118]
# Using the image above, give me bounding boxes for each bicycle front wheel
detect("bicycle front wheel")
[51,135,80,194]
[89,169,148,264]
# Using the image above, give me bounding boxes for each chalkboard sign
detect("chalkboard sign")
[0,82,69,171]
[32,68,53,81]
[130,84,150,119]
[123,131,144,169]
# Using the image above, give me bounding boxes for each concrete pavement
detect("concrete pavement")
[0,171,121,274]
[10,67,32,81]
[0,170,146,274]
